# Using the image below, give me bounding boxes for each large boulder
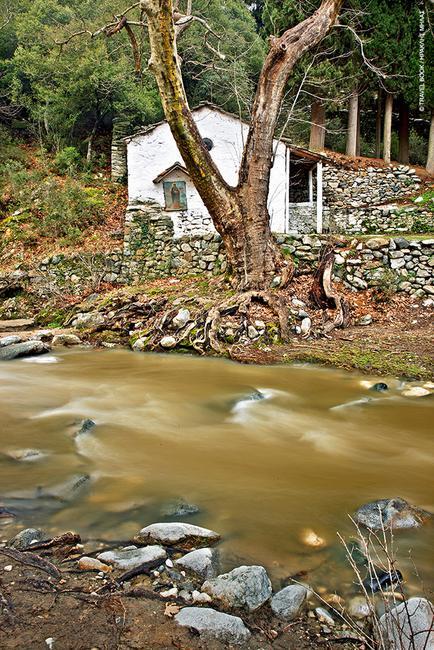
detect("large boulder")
[134,522,220,550]
[354,498,432,531]
[202,565,272,612]
[271,585,308,621]
[97,545,166,570]
[175,607,251,645]
[175,548,218,581]
[0,340,50,361]
[379,598,434,650]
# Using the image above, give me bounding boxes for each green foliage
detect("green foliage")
[53,147,82,174]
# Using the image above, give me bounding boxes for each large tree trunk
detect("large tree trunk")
[355,96,361,156]
[346,88,358,157]
[375,89,382,158]
[383,92,393,164]
[309,100,326,151]
[398,96,409,164]
[427,111,434,175]
[144,0,343,290]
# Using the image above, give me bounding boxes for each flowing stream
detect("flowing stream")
[1,349,433,594]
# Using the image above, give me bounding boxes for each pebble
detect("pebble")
[160,335,177,349]
[4,565,12,571]
[78,557,111,573]
[300,529,326,548]
[315,607,335,626]
[160,587,178,598]
[358,314,373,326]
[192,590,212,604]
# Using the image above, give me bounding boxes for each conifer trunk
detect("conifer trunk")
[346,88,358,157]
[375,89,382,158]
[383,92,393,164]
[398,97,409,164]
[309,100,326,151]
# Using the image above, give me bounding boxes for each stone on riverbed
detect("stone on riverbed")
[134,522,220,549]
[97,545,166,570]
[0,335,22,347]
[160,499,200,517]
[5,448,47,462]
[355,498,432,531]
[175,607,251,645]
[379,598,434,650]
[271,585,308,621]
[73,418,96,438]
[0,340,50,361]
[202,565,272,612]
[175,548,218,580]
[8,528,45,550]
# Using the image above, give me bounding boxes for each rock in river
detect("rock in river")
[202,565,272,612]
[134,522,220,549]
[379,597,434,650]
[97,545,166,570]
[175,548,218,581]
[355,498,432,531]
[52,334,82,346]
[175,607,251,645]
[271,585,308,621]
[0,340,50,361]
[160,499,200,518]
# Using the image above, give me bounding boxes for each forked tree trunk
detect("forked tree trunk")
[383,92,393,164]
[346,88,358,157]
[144,0,343,290]
[309,100,326,151]
[427,111,434,175]
[398,96,409,164]
[375,89,382,158]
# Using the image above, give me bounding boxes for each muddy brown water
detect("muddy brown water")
[1,349,433,595]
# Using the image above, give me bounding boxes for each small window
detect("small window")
[163,180,187,210]
[203,137,214,151]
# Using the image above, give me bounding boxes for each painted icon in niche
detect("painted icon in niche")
[163,180,187,210]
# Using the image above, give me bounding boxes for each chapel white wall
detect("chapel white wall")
[127,106,287,236]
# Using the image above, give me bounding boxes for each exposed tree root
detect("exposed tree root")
[310,243,351,333]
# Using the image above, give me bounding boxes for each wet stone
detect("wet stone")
[134,522,220,549]
[202,565,272,612]
[97,545,166,570]
[354,498,431,531]
[175,548,218,581]
[8,528,45,550]
[271,585,308,621]
[175,607,251,645]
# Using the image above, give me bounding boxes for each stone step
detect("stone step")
[0,318,35,332]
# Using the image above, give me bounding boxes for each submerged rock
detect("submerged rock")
[402,386,431,398]
[134,522,220,549]
[0,340,50,361]
[175,548,218,581]
[5,448,47,462]
[160,499,200,518]
[175,607,251,645]
[271,585,308,621]
[363,568,403,593]
[370,382,388,392]
[97,545,166,570]
[300,529,326,548]
[8,528,45,550]
[73,419,96,438]
[379,597,434,650]
[202,565,272,612]
[355,498,432,531]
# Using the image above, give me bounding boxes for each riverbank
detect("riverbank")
[1,516,432,650]
[1,273,433,380]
